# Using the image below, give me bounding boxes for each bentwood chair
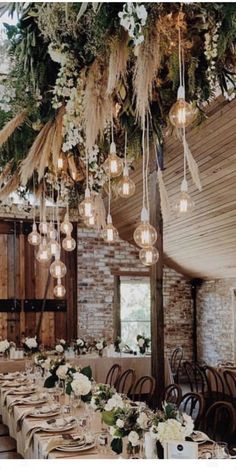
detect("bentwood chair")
[183,361,206,394]
[170,347,183,384]
[163,384,182,406]
[202,365,226,405]
[203,401,236,443]
[223,370,236,405]
[105,364,121,389]
[132,375,155,405]
[116,368,136,396]
[179,392,204,429]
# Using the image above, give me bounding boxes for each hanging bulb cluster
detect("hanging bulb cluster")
[103,142,123,178]
[169,85,195,128]
[102,214,118,243]
[28,222,41,246]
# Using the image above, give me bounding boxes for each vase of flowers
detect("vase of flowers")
[95,339,107,357]
[136,335,150,355]
[74,338,87,355]
[0,339,10,359]
[55,339,67,355]
[23,336,38,357]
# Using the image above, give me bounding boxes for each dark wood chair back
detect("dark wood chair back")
[116,368,136,396]
[183,361,206,394]
[163,384,182,406]
[203,401,236,442]
[223,369,236,397]
[202,365,225,399]
[170,347,183,383]
[105,364,121,388]
[179,392,204,428]
[132,375,155,402]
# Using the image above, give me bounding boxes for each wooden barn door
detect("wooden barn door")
[0,219,77,347]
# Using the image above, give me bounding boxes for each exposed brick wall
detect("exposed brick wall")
[197,279,235,365]
[77,228,193,361]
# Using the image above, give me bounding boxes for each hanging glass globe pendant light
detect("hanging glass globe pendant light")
[54,278,66,298]
[79,187,95,219]
[39,218,48,235]
[103,142,123,178]
[48,238,60,257]
[169,85,195,129]
[62,235,76,252]
[48,221,57,240]
[117,131,135,198]
[139,246,159,266]
[175,178,194,215]
[102,214,118,243]
[36,237,51,263]
[134,207,157,248]
[50,251,67,279]
[60,212,73,235]
[85,214,96,228]
[28,222,41,246]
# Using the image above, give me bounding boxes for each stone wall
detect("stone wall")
[197,279,236,365]
[77,228,193,360]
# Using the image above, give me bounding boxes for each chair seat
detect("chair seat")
[0,437,16,453]
[0,424,9,437]
[0,452,23,459]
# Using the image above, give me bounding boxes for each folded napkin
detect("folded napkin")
[17,404,60,431]
[16,408,35,432]
[43,435,90,459]
[25,417,76,453]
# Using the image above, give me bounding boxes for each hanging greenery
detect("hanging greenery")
[0,2,236,206]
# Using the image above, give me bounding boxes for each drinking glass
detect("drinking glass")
[96,430,110,455]
[213,442,230,459]
[78,415,89,432]
[25,359,33,377]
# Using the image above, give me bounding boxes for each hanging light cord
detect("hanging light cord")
[86,150,89,190]
[178,26,183,88]
[145,114,150,215]
[182,47,187,181]
[142,113,146,211]
[124,131,127,168]
[111,110,114,143]
[108,173,111,217]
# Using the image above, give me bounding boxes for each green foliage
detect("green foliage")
[111,437,123,455]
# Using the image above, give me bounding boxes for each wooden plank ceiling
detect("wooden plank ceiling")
[111,97,236,280]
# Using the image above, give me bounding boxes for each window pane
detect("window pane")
[120,278,151,349]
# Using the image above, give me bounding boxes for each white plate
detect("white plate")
[44,419,77,433]
[56,442,96,452]
[11,387,36,395]
[28,406,60,418]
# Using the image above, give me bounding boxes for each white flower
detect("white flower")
[136,5,147,22]
[110,426,117,436]
[71,373,91,396]
[104,393,124,411]
[182,413,194,436]
[137,412,149,430]
[43,358,51,370]
[25,337,37,349]
[116,419,124,429]
[138,338,145,347]
[77,339,84,347]
[60,339,66,345]
[128,430,140,447]
[152,419,185,445]
[90,397,97,410]
[55,344,64,354]
[96,342,103,351]
[0,340,10,353]
[56,364,69,380]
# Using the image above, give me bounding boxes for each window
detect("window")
[119,277,151,349]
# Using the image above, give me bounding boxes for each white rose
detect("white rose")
[137,412,149,430]
[116,419,124,429]
[77,339,84,347]
[154,419,185,445]
[44,358,51,370]
[90,397,97,410]
[71,373,91,396]
[96,342,103,351]
[55,344,64,353]
[56,364,69,380]
[60,339,66,345]
[128,430,140,447]
[138,338,145,347]
[104,393,124,411]
[182,413,194,436]
[25,337,37,349]
[110,426,117,436]
[0,340,10,352]
[136,4,147,22]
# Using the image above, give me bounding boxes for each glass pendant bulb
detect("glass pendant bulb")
[48,239,60,257]
[60,213,73,235]
[36,237,51,264]
[54,279,66,298]
[85,214,96,228]
[102,214,118,243]
[169,86,196,128]
[62,235,76,252]
[139,246,159,266]
[48,222,57,240]
[50,258,67,279]
[57,154,64,171]
[39,219,48,235]
[133,208,158,248]
[175,178,194,215]
[117,165,136,198]
[103,142,123,178]
[79,188,95,219]
[28,222,41,246]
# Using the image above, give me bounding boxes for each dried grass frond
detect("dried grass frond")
[84,58,112,151]
[38,121,56,181]
[0,110,27,147]
[157,168,171,222]
[185,139,202,191]
[107,32,129,95]
[0,171,20,201]
[0,160,14,186]
[52,105,65,168]
[134,20,161,121]
[20,120,52,186]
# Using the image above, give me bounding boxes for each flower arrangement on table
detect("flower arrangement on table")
[114,337,123,353]
[0,339,10,357]
[95,339,107,357]
[34,352,48,373]
[22,336,39,355]
[90,383,117,412]
[55,338,67,354]
[74,338,87,355]
[137,335,150,355]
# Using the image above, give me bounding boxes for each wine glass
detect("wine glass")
[213,442,230,459]
[25,359,33,378]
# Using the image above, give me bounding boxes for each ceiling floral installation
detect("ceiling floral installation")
[0,2,235,269]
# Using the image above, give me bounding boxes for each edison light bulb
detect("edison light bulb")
[62,235,76,252]
[57,155,64,171]
[54,279,66,298]
[28,223,41,246]
[85,214,96,228]
[139,246,159,266]
[175,178,194,215]
[79,188,95,219]
[48,239,60,257]
[117,166,135,198]
[39,219,48,235]
[48,222,57,240]
[36,238,51,263]
[102,214,118,243]
[60,213,73,235]
[103,142,123,178]
[50,259,67,279]
[169,86,196,128]
[133,208,157,248]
